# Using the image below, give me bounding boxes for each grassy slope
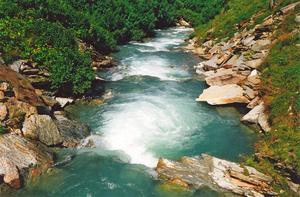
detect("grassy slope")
[194,0,300,195]
[196,0,299,42]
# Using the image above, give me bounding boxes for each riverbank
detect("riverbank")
[0,26,258,197]
[170,1,300,195]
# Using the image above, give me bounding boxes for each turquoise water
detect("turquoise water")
[12,28,255,197]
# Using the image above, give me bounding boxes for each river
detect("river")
[12,27,255,197]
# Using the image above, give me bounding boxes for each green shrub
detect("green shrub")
[0,125,7,135]
[0,0,224,94]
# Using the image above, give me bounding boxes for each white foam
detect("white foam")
[96,94,210,167]
[97,27,204,167]
[111,55,189,81]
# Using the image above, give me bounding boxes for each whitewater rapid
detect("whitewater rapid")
[93,27,213,167]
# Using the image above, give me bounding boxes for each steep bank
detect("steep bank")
[181,1,299,195]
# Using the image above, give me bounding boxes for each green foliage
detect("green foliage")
[176,0,224,27]
[0,125,7,135]
[195,0,299,42]
[0,0,223,94]
[243,8,300,193]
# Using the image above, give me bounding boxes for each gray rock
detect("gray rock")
[241,102,264,124]
[241,102,271,132]
[242,36,255,46]
[22,114,63,146]
[0,134,53,188]
[55,118,90,148]
[55,97,74,108]
[245,59,263,69]
[205,68,246,86]
[251,39,271,52]
[258,110,271,132]
[243,85,257,100]
[79,134,102,148]
[156,154,276,196]
[200,55,219,70]
[9,60,27,73]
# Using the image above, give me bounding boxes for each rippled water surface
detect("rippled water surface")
[13,28,255,197]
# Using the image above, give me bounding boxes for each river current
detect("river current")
[12,27,255,197]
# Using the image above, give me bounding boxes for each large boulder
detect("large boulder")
[196,84,250,105]
[241,102,271,132]
[55,117,90,148]
[0,134,53,188]
[241,102,265,124]
[22,114,63,146]
[156,154,276,196]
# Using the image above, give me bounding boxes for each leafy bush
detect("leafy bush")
[0,0,224,94]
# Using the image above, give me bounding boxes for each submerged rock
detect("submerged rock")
[156,154,276,196]
[196,84,249,105]
[0,134,53,188]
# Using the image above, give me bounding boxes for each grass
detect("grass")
[193,0,300,194]
[194,0,299,43]
[244,6,300,195]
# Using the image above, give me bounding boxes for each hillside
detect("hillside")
[190,0,300,195]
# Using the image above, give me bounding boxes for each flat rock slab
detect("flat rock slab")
[156,154,276,196]
[196,84,250,105]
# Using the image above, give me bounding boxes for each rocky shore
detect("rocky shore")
[156,2,300,196]
[0,42,115,189]
[156,154,276,197]
[188,2,300,132]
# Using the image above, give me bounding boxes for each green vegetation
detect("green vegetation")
[195,0,299,42]
[0,125,7,134]
[191,0,299,193]
[0,0,224,94]
[244,7,300,195]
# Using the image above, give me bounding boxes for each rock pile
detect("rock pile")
[0,134,53,189]
[156,154,277,197]
[0,65,90,189]
[191,5,299,132]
